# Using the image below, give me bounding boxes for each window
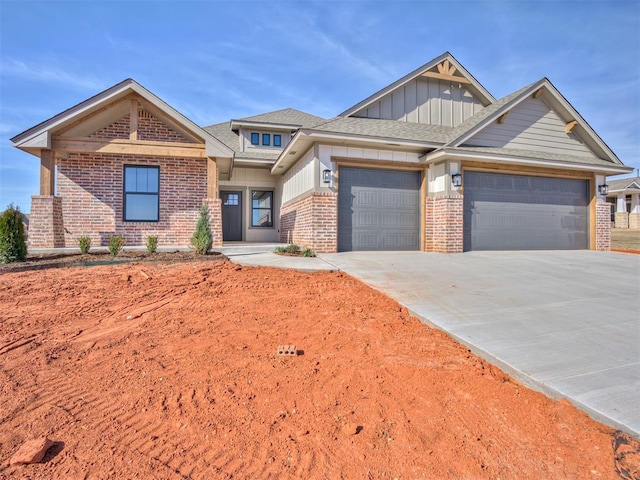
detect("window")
[273,134,282,147]
[124,166,159,222]
[223,192,239,206]
[251,190,273,227]
[250,132,259,145]
[262,133,271,146]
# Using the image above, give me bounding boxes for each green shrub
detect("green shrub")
[108,235,125,257]
[146,235,158,253]
[285,244,300,254]
[302,247,315,257]
[0,205,27,264]
[191,203,212,255]
[274,246,287,254]
[77,236,91,254]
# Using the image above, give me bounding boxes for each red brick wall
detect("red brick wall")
[28,196,65,248]
[596,202,611,251]
[90,110,196,143]
[203,198,223,247]
[57,153,208,247]
[280,192,337,253]
[425,195,463,253]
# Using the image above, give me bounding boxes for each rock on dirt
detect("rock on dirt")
[9,437,54,465]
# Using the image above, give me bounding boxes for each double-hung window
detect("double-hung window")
[251,190,273,227]
[124,165,159,222]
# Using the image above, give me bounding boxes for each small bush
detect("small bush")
[108,235,125,257]
[302,248,315,257]
[191,204,212,255]
[285,244,300,254]
[274,246,287,254]
[146,235,158,253]
[0,204,27,264]
[77,236,91,254]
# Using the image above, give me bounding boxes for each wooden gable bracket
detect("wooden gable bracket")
[497,112,509,124]
[422,59,471,84]
[532,88,544,99]
[565,120,578,134]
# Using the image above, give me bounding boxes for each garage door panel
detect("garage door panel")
[463,171,588,251]
[339,168,420,251]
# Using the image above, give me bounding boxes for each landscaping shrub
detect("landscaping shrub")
[146,235,158,253]
[285,244,300,254]
[302,247,315,257]
[108,235,125,257]
[191,203,212,255]
[0,204,27,264]
[77,236,91,254]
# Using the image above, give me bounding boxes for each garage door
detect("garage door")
[338,167,420,251]
[463,171,589,251]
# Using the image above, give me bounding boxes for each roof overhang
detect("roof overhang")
[271,129,441,174]
[229,119,302,131]
[11,79,234,162]
[423,148,634,176]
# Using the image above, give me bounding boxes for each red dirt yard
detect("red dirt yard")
[0,259,638,479]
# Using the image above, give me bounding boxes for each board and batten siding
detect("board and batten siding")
[318,145,421,166]
[465,97,595,157]
[351,77,484,127]
[282,148,315,204]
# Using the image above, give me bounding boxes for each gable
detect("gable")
[89,109,198,144]
[464,96,595,158]
[352,76,485,127]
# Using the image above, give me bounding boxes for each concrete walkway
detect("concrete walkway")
[319,250,640,438]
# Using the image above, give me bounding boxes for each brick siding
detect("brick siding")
[595,202,611,251]
[55,153,208,247]
[629,213,640,230]
[280,192,337,253]
[28,196,65,248]
[90,109,196,143]
[425,195,463,253]
[203,198,223,247]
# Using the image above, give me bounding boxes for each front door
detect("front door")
[221,191,242,241]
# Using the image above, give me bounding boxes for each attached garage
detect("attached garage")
[463,171,589,251]
[338,167,421,251]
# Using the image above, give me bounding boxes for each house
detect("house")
[605,174,640,229]
[10,52,633,253]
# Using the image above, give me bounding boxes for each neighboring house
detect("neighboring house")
[605,174,640,229]
[10,52,633,253]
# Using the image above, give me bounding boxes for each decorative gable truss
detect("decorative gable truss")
[341,53,493,128]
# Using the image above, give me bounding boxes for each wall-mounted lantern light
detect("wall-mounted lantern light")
[451,173,462,188]
[323,169,331,184]
[598,184,609,196]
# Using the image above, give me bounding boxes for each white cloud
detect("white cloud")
[1,58,107,91]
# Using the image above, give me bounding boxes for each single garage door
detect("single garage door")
[463,171,589,251]
[338,167,421,251]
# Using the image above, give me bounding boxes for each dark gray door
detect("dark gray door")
[222,191,242,241]
[463,171,589,251]
[338,167,421,251]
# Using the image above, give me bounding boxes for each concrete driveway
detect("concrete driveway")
[319,250,640,437]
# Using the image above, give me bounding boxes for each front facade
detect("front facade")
[12,53,633,252]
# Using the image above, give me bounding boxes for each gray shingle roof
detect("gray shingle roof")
[310,116,454,144]
[203,122,240,152]
[238,108,325,128]
[448,146,619,168]
[607,176,640,191]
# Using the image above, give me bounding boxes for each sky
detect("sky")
[0,0,638,213]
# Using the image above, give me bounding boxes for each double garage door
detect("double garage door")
[337,167,589,252]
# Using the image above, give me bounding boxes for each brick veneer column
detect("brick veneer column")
[595,202,611,251]
[629,214,640,230]
[28,196,65,248]
[425,195,463,253]
[280,192,337,253]
[203,198,223,247]
[614,212,629,229]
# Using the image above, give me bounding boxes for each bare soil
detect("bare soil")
[611,229,640,253]
[0,259,638,479]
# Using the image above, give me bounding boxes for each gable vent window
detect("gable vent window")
[124,165,159,222]
[250,132,259,145]
[274,134,282,147]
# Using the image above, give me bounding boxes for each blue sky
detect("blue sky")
[1,0,638,212]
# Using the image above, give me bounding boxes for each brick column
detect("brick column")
[311,192,337,253]
[203,198,223,247]
[28,196,65,248]
[595,202,611,251]
[425,195,463,253]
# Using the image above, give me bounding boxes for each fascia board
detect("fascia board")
[230,119,301,131]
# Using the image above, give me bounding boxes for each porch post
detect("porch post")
[630,193,640,229]
[205,157,222,246]
[207,157,218,199]
[30,149,65,248]
[40,149,55,195]
[615,193,629,228]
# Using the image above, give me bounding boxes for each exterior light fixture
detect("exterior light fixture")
[323,169,331,183]
[598,184,609,196]
[451,173,462,187]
